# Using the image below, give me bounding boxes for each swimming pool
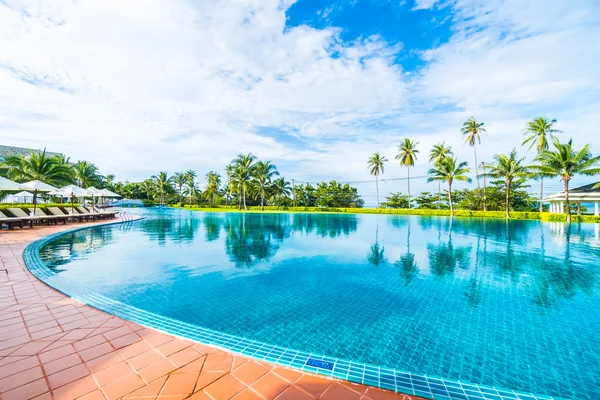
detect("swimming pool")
[30,209,600,399]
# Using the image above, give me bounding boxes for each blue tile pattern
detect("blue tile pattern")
[23,218,569,400]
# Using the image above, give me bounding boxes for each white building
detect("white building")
[543,182,600,216]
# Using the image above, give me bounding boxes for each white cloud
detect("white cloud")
[0,0,599,204]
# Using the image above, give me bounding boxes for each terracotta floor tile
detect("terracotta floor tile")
[39,340,76,354]
[74,334,107,352]
[48,363,90,389]
[319,382,362,400]
[60,328,94,341]
[101,373,145,400]
[109,332,141,350]
[232,355,250,370]
[195,371,227,390]
[363,388,413,400]
[177,355,205,373]
[127,349,165,371]
[272,367,302,384]
[191,343,214,355]
[167,347,202,368]
[53,375,99,400]
[0,365,44,392]
[102,325,134,341]
[232,388,264,400]
[203,374,246,400]
[275,385,315,400]
[31,392,53,400]
[202,353,233,372]
[43,353,82,375]
[0,355,39,377]
[123,375,167,398]
[79,343,114,362]
[159,372,198,396]
[2,327,30,340]
[250,371,291,400]
[93,361,135,386]
[10,340,54,356]
[0,377,49,400]
[118,340,152,360]
[232,360,270,385]
[0,334,31,351]
[137,359,177,383]
[144,334,174,348]
[85,351,124,373]
[77,389,107,400]
[156,339,189,357]
[294,375,333,399]
[39,344,76,363]
[340,381,370,395]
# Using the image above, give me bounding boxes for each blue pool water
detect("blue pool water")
[38,209,600,399]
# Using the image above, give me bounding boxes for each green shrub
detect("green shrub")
[0,203,77,217]
[540,212,600,223]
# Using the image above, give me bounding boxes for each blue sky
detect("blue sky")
[0,0,599,204]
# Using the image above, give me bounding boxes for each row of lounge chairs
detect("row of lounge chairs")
[0,206,118,230]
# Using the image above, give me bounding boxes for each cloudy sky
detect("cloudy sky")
[1,0,599,203]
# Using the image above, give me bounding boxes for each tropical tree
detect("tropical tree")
[252,161,279,210]
[461,117,485,189]
[230,153,257,210]
[532,139,600,223]
[522,117,562,212]
[2,149,73,206]
[395,139,419,209]
[367,152,388,208]
[151,171,173,205]
[184,170,197,206]
[429,143,453,209]
[173,172,187,203]
[271,177,291,209]
[73,161,103,188]
[427,156,472,216]
[204,171,222,208]
[486,149,529,219]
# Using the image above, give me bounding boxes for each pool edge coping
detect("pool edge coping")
[22,217,565,400]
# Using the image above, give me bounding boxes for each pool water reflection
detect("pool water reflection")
[39,210,600,399]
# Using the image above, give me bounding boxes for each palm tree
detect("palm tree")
[367,152,388,208]
[231,153,257,210]
[173,172,187,203]
[271,177,291,209]
[428,143,453,209]
[3,149,73,207]
[461,117,485,189]
[486,149,528,219]
[151,172,173,205]
[184,170,197,206]
[395,139,419,209]
[427,156,471,216]
[205,171,222,207]
[522,117,562,212]
[253,161,279,210]
[532,139,600,223]
[74,161,103,188]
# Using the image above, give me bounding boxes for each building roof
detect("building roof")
[543,182,600,202]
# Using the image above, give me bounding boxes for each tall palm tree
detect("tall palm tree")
[532,138,600,223]
[184,170,197,206]
[427,156,471,216]
[3,149,73,207]
[486,149,528,219]
[173,172,187,203]
[271,177,291,209]
[231,153,257,210]
[74,161,103,188]
[253,161,279,210]
[367,152,388,208]
[205,171,222,207]
[151,171,173,205]
[428,143,453,209]
[395,139,419,209]
[461,117,485,189]
[522,117,562,212]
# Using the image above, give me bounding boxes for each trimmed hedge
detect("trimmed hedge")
[0,203,79,217]
[540,212,600,223]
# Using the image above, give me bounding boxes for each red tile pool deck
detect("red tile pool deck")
[0,219,423,400]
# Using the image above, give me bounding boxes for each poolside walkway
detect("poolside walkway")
[0,220,421,400]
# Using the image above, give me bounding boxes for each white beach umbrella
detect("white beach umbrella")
[97,188,121,207]
[55,185,92,213]
[85,187,104,207]
[22,180,59,215]
[0,176,28,191]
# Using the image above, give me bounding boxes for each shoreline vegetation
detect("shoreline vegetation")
[171,204,600,223]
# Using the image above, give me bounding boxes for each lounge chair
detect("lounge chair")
[7,208,44,227]
[47,207,83,223]
[29,208,67,225]
[0,211,25,230]
[76,207,101,221]
[88,206,117,219]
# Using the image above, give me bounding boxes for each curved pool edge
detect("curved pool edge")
[23,220,564,400]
